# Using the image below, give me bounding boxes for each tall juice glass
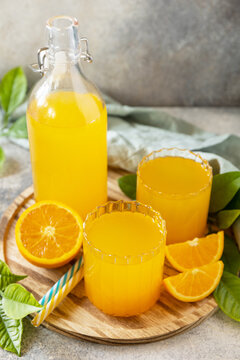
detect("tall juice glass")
[27,16,107,218]
[83,200,166,317]
[137,149,212,244]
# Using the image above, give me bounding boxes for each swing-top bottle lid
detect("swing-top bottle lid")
[30,15,92,74]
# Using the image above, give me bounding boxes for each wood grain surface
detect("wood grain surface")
[0,168,218,344]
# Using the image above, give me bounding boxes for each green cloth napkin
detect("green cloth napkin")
[104,95,239,173]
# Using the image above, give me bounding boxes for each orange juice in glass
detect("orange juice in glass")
[83,201,166,317]
[137,149,212,244]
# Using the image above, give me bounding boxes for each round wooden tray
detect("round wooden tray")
[0,169,218,344]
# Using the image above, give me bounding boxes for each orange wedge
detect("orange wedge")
[163,261,224,302]
[165,231,224,272]
[15,201,83,268]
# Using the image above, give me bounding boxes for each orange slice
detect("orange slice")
[165,231,224,272]
[163,261,224,302]
[15,201,83,268]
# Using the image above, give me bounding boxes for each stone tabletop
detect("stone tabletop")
[0,107,239,360]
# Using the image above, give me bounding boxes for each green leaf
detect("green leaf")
[217,209,240,229]
[221,235,240,275]
[7,115,28,139]
[0,299,22,356]
[226,190,240,210]
[209,172,240,213]
[2,283,43,320]
[214,271,240,322]
[0,67,27,116]
[0,260,26,291]
[118,174,137,200]
[0,147,5,170]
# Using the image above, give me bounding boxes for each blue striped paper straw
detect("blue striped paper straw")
[39,256,83,306]
[32,264,84,327]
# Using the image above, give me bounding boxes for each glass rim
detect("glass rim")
[46,15,78,31]
[83,200,166,262]
[137,148,213,199]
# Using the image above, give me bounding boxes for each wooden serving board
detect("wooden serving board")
[0,168,218,344]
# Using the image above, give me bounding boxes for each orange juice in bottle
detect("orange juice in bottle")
[27,16,107,218]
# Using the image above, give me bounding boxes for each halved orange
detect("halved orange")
[163,261,224,302]
[165,231,224,272]
[15,201,83,268]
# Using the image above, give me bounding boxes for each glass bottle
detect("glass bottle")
[27,16,108,218]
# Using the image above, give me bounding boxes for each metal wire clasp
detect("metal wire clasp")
[29,37,93,75]
[29,47,49,76]
[80,38,93,63]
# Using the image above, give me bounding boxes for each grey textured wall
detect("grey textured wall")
[0,0,240,106]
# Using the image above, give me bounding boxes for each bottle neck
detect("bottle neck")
[46,16,81,66]
[47,50,81,67]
